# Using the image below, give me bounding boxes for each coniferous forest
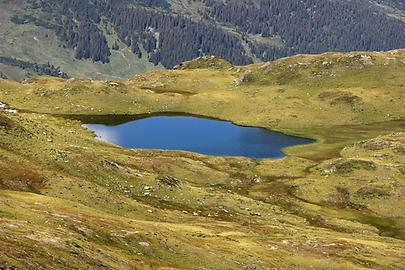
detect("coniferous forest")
[9,0,405,68]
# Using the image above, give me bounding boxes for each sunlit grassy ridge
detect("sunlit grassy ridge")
[0,50,404,269]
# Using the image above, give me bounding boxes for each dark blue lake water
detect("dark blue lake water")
[84,115,313,159]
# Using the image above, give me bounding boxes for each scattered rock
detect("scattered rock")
[356,186,390,198]
[108,82,120,87]
[393,146,405,155]
[0,102,17,114]
[77,226,94,237]
[328,186,350,205]
[360,138,392,151]
[372,154,389,160]
[157,175,180,188]
[250,176,262,184]
[281,240,291,245]
[143,186,153,196]
[321,159,376,175]
[360,55,374,65]
[138,241,150,247]
[233,73,254,86]
[268,245,278,250]
[259,62,271,69]
[322,60,333,66]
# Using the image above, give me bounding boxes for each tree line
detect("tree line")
[0,56,69,78]
[203,0,405,61]
[11,0,405,67]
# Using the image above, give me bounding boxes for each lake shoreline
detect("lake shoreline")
[83,114,314,159]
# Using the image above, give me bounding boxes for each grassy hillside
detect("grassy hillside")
[0,50,404,269]
[0,0,159,80]
[1,50,404,158]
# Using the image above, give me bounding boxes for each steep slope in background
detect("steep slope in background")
[0,0,160,80]
[1,0,405,80]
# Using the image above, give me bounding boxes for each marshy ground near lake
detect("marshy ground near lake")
[0,50,404,269]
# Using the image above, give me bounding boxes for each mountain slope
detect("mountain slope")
[0,50,404,269]
[0,0,160,80]
[1,0,405,80]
